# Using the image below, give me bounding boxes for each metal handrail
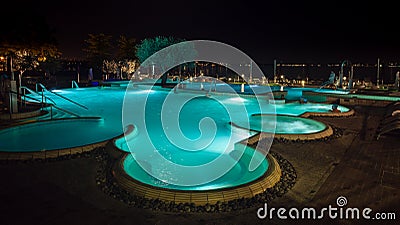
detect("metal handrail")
[49,91,88,110]
[36,83,47,92]
[20,86,40,96]
[72,80,80,88]
[8,90,79,118]
[36,82,88,110]
[11,89,40,103]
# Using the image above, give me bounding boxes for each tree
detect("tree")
[0,13,60,112]
[0,15,60,79]
[102,59,138,80]
[117,35,137,61]
[102,59,118,78]
[83,33,113,78]
[135,36,197,86]
[1,16,59,87]
[99,35,138,80]
[135,36,184,64]
[116,35,138,80]
[39,55,63,77]
[1,44,60,91]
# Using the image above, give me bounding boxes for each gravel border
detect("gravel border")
[95,149,297,213]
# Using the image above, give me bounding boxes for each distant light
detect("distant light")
[38,56,46,62]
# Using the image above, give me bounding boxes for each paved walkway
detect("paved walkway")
[311,107,399,216]
[264,106,399,224]
[0,105,398,225]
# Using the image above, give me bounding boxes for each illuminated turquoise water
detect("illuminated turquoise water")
[274,102,349,115]
[123,145,268,190]
[234,115,327,134]
[0,86,346,152]
[0,119,110,152]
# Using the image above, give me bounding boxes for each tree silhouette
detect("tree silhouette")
[136,36,198,86]
[136,36,184,64]
[83,33,113,78]
[0,12,60,111]
[0,15,60,80]
[117,35,137,61]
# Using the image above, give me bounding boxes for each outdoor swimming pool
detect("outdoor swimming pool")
[0,84,346,153]
[0,83,350,191]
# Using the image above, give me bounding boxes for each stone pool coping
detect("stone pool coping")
[111,151,281,205]
[0,117,111,161]
[300,108,355,118]
[242,126,333,142]
[0,101,47,121]
[273,125,333,141]
[0,108,47,120]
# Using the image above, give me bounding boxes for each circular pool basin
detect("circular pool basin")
[234,115,327,134]
[122,145,269,191]
[274,102,350,116]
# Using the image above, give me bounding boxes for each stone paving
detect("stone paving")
[310,107,399,216]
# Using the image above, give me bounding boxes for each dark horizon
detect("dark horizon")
[5,0,400,64]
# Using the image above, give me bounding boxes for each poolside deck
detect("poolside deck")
[0,104,398,224]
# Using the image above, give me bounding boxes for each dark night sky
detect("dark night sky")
[7,0,400,64]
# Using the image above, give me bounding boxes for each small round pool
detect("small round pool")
[274,102,349,116]
[123,145,269,191]
[241,115,327,134]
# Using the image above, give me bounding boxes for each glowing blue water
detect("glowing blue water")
[0,86,348,152]
[235,115,327,134]
[123,145,269,191]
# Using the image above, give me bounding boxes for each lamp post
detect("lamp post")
[225,63,228,79]
[7,55,18,113]
[376,58,380,88]
[249,60,253,83]
[151,63,155,79]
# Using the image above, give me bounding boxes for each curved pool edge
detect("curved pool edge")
[273,124,333,141]
[300,108,355,118]
[0,139,109,161]
[231,117,333,141]
[0,115,104,129]
[0,108,48,121]
[0,117,115,161]
[111,151,281,205]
